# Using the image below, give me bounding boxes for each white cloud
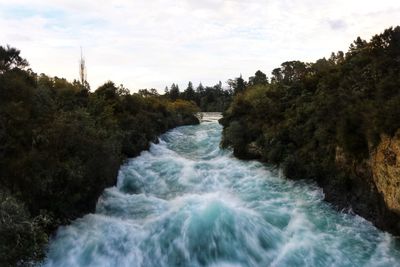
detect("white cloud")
[0,0,399,91]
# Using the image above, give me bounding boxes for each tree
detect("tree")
[227,74,246,95]
[249,70,268,85]
[215,81,223,91]
[94,81,119,100]
[280,61,308,83]
[183,81,195,101]
[169,83,180,100]
[138,88,158,97]
[271,68,283,83]
[196,82,205,94]
[0,45,28,73]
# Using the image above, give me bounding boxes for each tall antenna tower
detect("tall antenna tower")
[79,47,87,84]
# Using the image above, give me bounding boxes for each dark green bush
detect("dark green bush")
[0,191,50,267]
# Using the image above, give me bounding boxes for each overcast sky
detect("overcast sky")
[1,0,399,92]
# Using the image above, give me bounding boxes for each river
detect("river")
[43,113,400,267]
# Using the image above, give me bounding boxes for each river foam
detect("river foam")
[42,113,400,267]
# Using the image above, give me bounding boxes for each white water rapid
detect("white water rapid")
[43,113,400,267]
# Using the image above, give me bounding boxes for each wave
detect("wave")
[42,116,400,267]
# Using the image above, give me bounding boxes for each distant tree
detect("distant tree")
[249,70,268,85]
[0,45,28,73]
[94,81,119,100]
[183,81,195,101]
[271,68,283,83]
[138,88,159,97]
[169,83,180,100]
[117,84,130,96]
[227,74,246,95]
[150,88,159,95]
[215,81,223,91]
[347,37,368,56]
[138,89,150,97]
[280,61,308,83]
[328,51,345,64]
[196,82,205,94]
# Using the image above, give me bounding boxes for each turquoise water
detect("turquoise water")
[43,114,400,267]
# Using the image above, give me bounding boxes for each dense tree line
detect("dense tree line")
[165,80,233,111]
[163,71,269,112]
[0,46,199,266]
[220,27,400,232]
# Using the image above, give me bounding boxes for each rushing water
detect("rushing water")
[43,113,400,267]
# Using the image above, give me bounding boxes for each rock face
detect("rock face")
[332,132,400,235]
[371,131,400,215]
[176,114,200,126]
[245,142,263,159]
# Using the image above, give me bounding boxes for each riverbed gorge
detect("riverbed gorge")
[42,113,400,267]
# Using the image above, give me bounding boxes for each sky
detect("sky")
[1,0,399,92]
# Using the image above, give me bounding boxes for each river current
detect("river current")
[43,113,400,267]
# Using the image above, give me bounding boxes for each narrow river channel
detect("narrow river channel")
[43,113,400,267]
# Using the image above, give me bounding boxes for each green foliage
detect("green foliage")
[169,83,180,101]
[0,191,50,267]
[227,74,246,95]
[0,45,28,73]
[249,70,268,86]
[167,81,233,112]
[0,46,199,266]
[222,120,246,152]
[221,26,400,182]
[337,111,369,159]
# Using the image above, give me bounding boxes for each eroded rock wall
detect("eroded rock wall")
[371,131,400,215]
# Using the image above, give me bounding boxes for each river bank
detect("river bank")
[219,27,400,237]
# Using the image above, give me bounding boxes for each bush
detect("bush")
[0,191,49,267]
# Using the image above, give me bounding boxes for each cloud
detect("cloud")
[0,0,399,91]
[327,19,347,31]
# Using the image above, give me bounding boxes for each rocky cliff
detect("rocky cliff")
[332,132,400,235]
[371,131,400,216]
